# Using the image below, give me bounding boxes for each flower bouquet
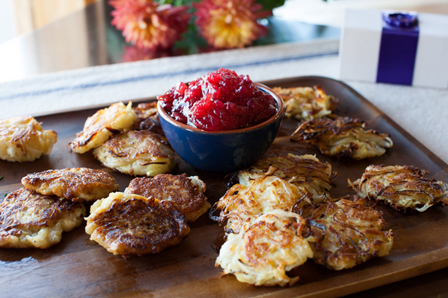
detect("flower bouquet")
[109,0,285,59]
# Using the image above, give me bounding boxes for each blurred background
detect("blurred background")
[0,0,447,82]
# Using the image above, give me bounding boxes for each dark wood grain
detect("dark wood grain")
[1,76,447,298]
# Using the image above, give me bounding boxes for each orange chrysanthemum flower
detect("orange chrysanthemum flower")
[194,0,271,49]
[110,0,190,50]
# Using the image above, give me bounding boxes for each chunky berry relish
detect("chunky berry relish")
[157,68,277,131]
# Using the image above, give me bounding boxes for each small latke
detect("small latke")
[0,188,85,249]
[132,102,164,136]
[0,116,57,162]
[21,167,119,202]
[216,210,313,286]
[291,117,393,159]
[85,192,190,256]
[125,174,210,222]
[273,85,338,120]
[93,130,175,176]
[211,174,306,234]
[237,153,334,202]
[69,102,137,154]
[294,196,394,270]
[350,164,448,212]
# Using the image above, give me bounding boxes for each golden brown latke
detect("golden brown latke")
[125,174,210,222]
[291,117,393,159]
[293,196,393,270]
[21,167,119,203]
[0,188,85,249]
[211,174,306,234]
[216,210,313,287]
[350,164,448,212]
[273,85,338,120]
[93,130,175,176]
[237,153,334,202]
[132,102,164,136]
[69,102,137,154]
[0,116,57,162]
[85,192,190,257]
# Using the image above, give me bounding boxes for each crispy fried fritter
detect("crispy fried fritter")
[0,188,85,249]
[69,102,137,154]
[291,117,393,159]
[21,167,119,202]
[273,85,338,120]
[125,174,210,222]
[132,102,164,136]
[350,164,448,212]
[0,116,57,162]
[211,175,307,234]
[216,210,313,286]
[85,192,190,256]
[237,153,334,202]
[294,196,393,270]
[93,130,175,177]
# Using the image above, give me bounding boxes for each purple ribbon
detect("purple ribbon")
[376,12,419,85]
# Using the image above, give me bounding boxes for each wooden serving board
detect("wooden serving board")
[1,76,448,298]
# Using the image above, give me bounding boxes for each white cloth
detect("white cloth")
[0,38,447,164]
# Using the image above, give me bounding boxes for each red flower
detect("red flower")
[194,0,271,49]
[110,0,190,50]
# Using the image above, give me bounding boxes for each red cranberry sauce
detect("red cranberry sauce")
[158,68,277,131]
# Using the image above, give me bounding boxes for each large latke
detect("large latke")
[69,102,137,154]
[85,192,190,257]
[211,174,306,234]
[125,174,210,222]
[237,153,334,202]
[294,196,394,270]
[21,167,119,202]
[93,130,175,176]
[216,210,313,286]
[0,188,85,249]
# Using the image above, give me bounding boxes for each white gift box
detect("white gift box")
[339,9,448,89]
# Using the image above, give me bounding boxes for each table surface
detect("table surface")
[1,1,448,297]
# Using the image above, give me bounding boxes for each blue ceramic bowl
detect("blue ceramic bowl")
[157,83,285,174]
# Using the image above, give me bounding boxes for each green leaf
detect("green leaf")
[173,23,208,54]
[255,0,286,12]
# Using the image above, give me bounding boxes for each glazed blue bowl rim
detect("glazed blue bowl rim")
[156,82,285,135]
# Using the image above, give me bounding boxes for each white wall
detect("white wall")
[0,0,16,44]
